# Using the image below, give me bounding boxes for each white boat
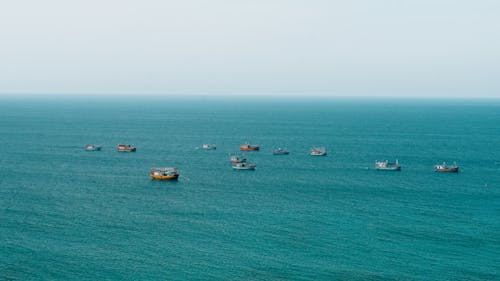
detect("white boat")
[202,144,216,150]
[310,147,327,156]
[85,144,102,151]
[375,159,401,171]
[273,147,289,155]
[232,162,256,170]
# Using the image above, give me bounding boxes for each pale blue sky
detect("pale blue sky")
[0,0,499,97]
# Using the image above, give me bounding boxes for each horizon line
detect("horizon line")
[1,93,500,100]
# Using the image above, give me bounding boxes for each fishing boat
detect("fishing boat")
[230,154,247,163]
[434,161,459,173]
[375,159,401,171]
[202,144,216,150]
[240,143,260,151]
[273,147,289,155]
[232,162,256,170]
[310,147,327,156]
[85,144,102,151]
[117,144,136,152]
[150,167,179,180]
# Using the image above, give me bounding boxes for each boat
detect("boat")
[202,144,216,150]
[273,147,289,155]
[230,154,247,163]
[375,159,401,171]
[150,167,179,180]
[85,144,102,151]
[117,144,136,152]
[310,147,327,156]
[232,162,256,170]
[434,161,459,173]
[240,143,260,151]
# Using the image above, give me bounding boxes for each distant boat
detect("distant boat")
[117,144,136,152]
[273,147,289,155]
[310,147,327,156]
[202,144,216,150]
[240,143,260,151]
[375,159,401,171]
[150,167,179,180]
[230,154,247,163]
[232,162,256,170]
[434,161,459,173]
[85,144,102,151]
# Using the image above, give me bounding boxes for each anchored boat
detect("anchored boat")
[232,162,256,170]
[310,147,327,156]
[273,147,289,155]
[375,159,401,171]
[85,144,102,151]
[150,167,179,180]
[202,144,216,150]
[434,162,459,173]
[240,143,260,151]
[117,144,136,152]
[230,154,247,163]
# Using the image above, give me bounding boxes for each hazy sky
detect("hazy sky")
[0,0,499,97]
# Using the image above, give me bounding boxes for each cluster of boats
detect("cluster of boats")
[375,159,459,172]
[229,153,256,170]
[85,144,136,152]
[85,143,460,181]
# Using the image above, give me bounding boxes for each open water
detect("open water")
[0,96,499,280]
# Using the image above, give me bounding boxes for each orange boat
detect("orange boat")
[240,143,260,151]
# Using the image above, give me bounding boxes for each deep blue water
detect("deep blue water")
[1,97,499,280]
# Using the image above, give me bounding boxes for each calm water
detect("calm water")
[1,97,499,280]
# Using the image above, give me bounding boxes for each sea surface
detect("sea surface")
[1,96,499,280]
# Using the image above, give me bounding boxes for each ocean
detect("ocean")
[0,96,499,280]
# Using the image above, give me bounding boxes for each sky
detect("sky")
[0,0,499,97]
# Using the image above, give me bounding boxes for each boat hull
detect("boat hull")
[240,147,259,151]
[232,163,257,170]
[232,166,256,170]
[150,174,179,180]
[376,166,401,171]
[118,148,136,152]
[310,152,327,156]
[435,167,459,173]
[273,148,289,155]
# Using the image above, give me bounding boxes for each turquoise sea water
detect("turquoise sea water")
[1,97,499,280]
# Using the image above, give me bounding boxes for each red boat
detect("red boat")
[117,144,136,152]
[240,143,260,151]
[434,162,459,173]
